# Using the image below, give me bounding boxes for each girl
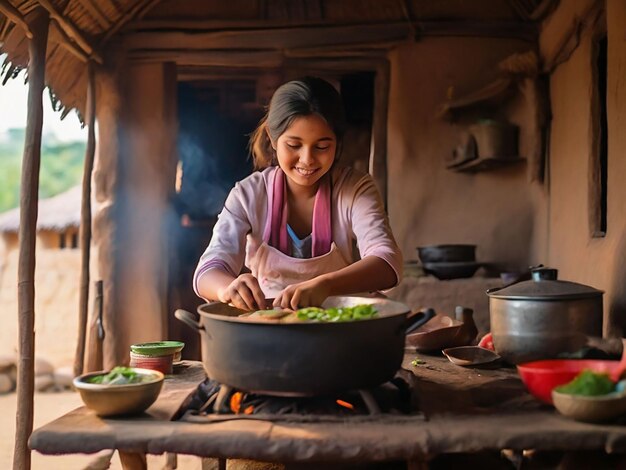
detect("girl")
[193,77,402,311]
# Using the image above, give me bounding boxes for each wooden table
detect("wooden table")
[30,357,626,469]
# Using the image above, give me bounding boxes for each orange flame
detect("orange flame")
[230,392,243,413]
[336,399,354,410]
[243,405,255,415]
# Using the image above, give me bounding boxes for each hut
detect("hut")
[0,186,86,368]
[2,0,626,467]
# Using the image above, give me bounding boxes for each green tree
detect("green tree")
[0,129,85,213]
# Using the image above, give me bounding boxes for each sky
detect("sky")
[0,55,86,142]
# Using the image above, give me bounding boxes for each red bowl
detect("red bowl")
[517,359,621,405]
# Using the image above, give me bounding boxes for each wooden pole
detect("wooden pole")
[74,61,96,377]
[369,60,390,208]
[13,7,48,470]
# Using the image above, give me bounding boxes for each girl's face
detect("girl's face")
[272,114,337,191]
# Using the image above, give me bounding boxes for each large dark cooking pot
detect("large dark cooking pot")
[175,296,433,396]
[488,267,603,364]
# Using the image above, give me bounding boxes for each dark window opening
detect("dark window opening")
[59,233,66,249]
[71,232,78,249]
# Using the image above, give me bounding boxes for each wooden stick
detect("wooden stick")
[369,61,390,208]
[119,451,147,470]
[50,19,89,62]
[100,0,161,44]
[13,7,48,470]
[74,61,96,377]
[74,0,110,29]
[35,0,103,63]
[0,0,33,38]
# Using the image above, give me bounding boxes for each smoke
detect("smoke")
[176,134,229,219]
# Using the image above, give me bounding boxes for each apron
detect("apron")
[245,167,349,298]
[247,238,349,298]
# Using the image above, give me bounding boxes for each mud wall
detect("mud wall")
[538,0,626,335]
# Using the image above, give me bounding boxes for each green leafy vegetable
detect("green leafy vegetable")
[555,369,616,396]
[296,304,378,322]
[88,367,153,385]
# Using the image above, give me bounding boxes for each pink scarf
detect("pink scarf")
[264,167,332,257]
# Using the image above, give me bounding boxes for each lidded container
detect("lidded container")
[488,267,603,364]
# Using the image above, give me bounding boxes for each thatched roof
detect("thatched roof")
[0,0,554,117]
[0,185,81,233]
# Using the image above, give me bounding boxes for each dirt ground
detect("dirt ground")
[1,390,203,469]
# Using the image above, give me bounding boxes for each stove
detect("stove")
[175,370,423,424]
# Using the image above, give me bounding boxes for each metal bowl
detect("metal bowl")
[73,368,164,417]
[552,389,626,423]
[422,261,481,280]
[417,244,476,263]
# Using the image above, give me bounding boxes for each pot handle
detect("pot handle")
[405,308,436,335]
[175,309,205,332]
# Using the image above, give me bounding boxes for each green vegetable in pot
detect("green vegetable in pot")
[296,304,378,322]
[88,366,153,385]
[555,369,616,396]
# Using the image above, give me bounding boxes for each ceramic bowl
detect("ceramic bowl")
[443,346,501,367]
[517,359,621,405]
[130,341,185,357]
[73,368,164,417]
[406,314,463,351]
[552,389,626,423]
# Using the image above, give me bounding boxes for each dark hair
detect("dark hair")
[249,77,346,169]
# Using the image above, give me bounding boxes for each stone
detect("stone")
[0,354,15,373]
[35,374,55,392]
[54,366,75,389]
[0,373,14,394]
[34,357,54,376]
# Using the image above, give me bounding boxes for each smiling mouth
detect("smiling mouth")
[294,167,319,177]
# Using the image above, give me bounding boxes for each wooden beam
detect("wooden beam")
[124,22,413,51]
[286,56,385,72]
[176,69,263,82]
[0,0,33,38]
[415,19,537,41]
[13,7,48,470]
[126,18,536,41]
[129,49,285,68]
[283,44,390,59]
[74,61,96,377]
[126,18,363,30]
[100,0,161,44]
[35,0,103,63]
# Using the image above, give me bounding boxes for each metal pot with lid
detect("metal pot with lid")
[487,267,603,364]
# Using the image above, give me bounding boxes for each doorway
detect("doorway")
[166,70,375,359]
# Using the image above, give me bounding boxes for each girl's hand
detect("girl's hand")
[274,277,331,310]
[218,274,266,311]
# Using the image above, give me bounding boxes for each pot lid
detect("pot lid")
[487,267,604,300]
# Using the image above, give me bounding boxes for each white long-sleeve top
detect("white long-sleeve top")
[193,165,403,297]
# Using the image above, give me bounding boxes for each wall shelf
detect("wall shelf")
[446,156,525,173]
[437,78,515,121]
